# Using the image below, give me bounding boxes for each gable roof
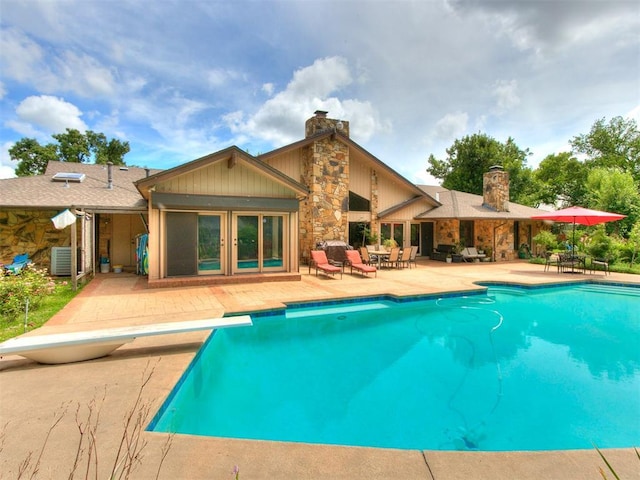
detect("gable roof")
[0,162,160,211]
[417,185,544,220]
[259,130,439,206]
[135,146,308,199]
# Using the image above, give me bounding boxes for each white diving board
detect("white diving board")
[0,316,252,365]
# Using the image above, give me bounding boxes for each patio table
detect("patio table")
[368,250,390,268]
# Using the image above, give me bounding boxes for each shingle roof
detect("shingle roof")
[417,185,544,220]
[0,162,161,211]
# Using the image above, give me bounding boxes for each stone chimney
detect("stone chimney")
[483,165,509,212]
[305,110,350,138]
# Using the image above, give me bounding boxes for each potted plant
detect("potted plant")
[451,241,465,263]
[382,238,398,251]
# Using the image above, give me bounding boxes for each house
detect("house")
[0,111,546,287]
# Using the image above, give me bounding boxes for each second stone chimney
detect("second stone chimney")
[305,110,350,138]
[483,165,509,212]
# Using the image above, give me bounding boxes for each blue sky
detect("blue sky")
[1,0,638,183]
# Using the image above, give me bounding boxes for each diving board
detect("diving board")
[0,316,252,365]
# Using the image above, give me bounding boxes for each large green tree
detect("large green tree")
[585,167,639,237]
[9,129,130,176]
[571,116,640,184]
[427,133,534,205]
[10,138,58,177]
[532,152,589,207]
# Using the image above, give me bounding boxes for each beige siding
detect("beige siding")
[376,170,416,212]
[349,160,371,200]
[155,161,296,198]
[263,149,302,182]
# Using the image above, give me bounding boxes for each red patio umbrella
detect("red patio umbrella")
[531,206,626,246]
[531,206,626,226]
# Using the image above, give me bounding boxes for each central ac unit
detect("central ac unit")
[51,247,72,276]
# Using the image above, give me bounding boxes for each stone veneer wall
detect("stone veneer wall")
[0,209,71,270]
[434,218,516,261]
[299,113,351,258]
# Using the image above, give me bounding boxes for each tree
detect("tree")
[10,129,130,176]
[532,152,589,207]
[10,138,58,176]
[427,133,534,205]
[571,116,640,184]
[586,167,640,237]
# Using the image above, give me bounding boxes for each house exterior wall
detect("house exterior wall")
[0,209,70,271]
[154,161,296,198]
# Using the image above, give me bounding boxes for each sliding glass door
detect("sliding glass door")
[233,213,286,273]
[198,214,225,274]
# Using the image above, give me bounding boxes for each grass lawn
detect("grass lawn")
[0,279,84,343]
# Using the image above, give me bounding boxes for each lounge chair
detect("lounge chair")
[345,250,377,277]
[461,247,486,263]
[310,250,342,278]
[3,253,32,274]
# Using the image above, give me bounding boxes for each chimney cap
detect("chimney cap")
[489,165,504,171]
[314,110,328,118]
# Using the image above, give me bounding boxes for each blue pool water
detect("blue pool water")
[149,282,640,451]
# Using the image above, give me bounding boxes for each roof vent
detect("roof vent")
[52,172,85,183]
[119,166,129,171]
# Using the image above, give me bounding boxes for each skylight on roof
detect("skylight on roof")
[52,172,86,183]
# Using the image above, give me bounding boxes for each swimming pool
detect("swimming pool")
[149,282,640,451]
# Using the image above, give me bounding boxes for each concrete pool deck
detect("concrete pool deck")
[1,259,639,479]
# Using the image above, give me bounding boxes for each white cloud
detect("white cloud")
[0,141,17,179]
[492,79,520,113]
[15,95,87,133]
[262,83,274,96]
[434,112,469,141]
[225,57,386,146]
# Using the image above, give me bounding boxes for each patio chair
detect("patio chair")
[396,247,412,269]
[359,247,376,265]
[3,253,32,274]
[591,257,610,275]
[382,247,400,268]
[543,252,559,272]
[408,246,418,268]
[310,250,342,278]
[345,250,377,277]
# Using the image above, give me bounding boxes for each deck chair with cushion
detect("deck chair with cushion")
[345,250,377,277]
[461,247,486,263]
[3,253,32,274]
[310,250,342,278]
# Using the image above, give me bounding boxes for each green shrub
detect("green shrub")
[586,226,614,261]
[0,264,56,321]
[533,230,558,252]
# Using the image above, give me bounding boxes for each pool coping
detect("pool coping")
[2,263,639,479]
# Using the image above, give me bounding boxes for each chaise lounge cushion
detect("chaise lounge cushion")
[461,247,486,262]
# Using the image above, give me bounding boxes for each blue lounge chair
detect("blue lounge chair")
[4,253,31,274]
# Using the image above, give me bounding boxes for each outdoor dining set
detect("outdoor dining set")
[308,245,419,279]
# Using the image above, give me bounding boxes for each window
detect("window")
[459,220,474,248]
[348,191,370,211]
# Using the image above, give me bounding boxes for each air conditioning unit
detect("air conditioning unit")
[51,247,72,276]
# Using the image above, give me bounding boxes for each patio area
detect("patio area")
[1,259,638,479]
